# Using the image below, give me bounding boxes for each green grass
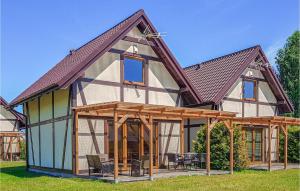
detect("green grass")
[0,162,299,191]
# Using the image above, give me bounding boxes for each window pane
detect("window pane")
[243,81,255,99]
[124,58,143,82]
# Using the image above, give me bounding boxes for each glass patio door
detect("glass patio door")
[246,128,262,162]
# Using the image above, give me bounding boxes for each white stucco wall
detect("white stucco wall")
[124,87,145,103]
[148,91,178,106]
[222,100,243,117]
[0,105,19,132]
[77,27,181,107]
[258,81,277,103]
[148,60,179,90]
[78,117,105,171]
[40,123,53,167]
[159,122,180,165]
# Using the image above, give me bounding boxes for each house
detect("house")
[183,46,293,163]
[10,9,299,182]
[0,97,24,161]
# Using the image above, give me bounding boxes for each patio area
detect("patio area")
[29,167,229,183]
[249,163,300,171]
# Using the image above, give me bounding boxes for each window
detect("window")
[124,57,144,84]
[243,80,256,100]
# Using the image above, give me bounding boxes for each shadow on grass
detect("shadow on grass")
[0,165,43,178]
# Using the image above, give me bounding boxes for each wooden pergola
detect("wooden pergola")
[0,132,23,161]
[73,102,300,182]
[233,116,300,171]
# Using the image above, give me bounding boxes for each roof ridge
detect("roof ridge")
[73,9,145,53]
[184,45,260,70]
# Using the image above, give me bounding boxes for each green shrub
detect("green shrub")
[279,126,300,163]
[19,141,26,160]
[193,123,249,170]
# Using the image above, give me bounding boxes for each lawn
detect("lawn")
[0,162,299,191]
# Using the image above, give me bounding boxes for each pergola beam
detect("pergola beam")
[117,114,129,129]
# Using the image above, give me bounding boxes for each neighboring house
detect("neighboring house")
[9,9,298,181]
[184,46,293,163]
[0,97,24,161]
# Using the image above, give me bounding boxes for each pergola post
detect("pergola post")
[224,120,234,175]
[113,111,119,183]
[9,138,13,161]
[180,119,184,156]
[284,124,288,170]
[140,124,144,158]
[149,115,154,180]
[206,118,211,176]
[229,122,234,175]
[122,123,127,170]
[268,123,272,171]
[74,111,79,175]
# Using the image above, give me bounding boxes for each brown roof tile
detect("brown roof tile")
[184,46,259,103]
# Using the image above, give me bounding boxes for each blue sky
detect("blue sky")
[1,0,299,104]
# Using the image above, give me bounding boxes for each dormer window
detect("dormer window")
[243,80,256,100]
[123,56,144,85]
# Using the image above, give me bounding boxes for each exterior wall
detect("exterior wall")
[0,105,19,132]
[76,27,181,107]
[77,117,105,171]
[26,27,183,172]
[74,27,183,171]
[159,121,180,166]
[26,88,72,171]
[222,67,278,117]
[264,128,278,161]
[183,105,212,153]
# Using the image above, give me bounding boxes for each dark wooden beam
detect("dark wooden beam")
[52,92,55,168]
[38,97,41,166]
[109,48,161,62]
[122,36,156,47]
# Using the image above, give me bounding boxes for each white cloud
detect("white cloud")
[265,39,285,70]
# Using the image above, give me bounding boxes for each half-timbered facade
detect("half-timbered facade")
[184,46,293,163]
[0,97,24,161]
[9,9,299,182]
[10,9,202,175]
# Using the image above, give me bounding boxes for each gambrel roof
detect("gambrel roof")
[11,9,201,106]
[184,45,293,112]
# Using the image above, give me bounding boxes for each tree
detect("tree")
[276,31,300,117]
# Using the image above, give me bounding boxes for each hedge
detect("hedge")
[279,126,300,163]
[193,123,249,170]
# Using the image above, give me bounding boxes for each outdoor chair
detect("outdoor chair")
[167,153,184,170]
[130,156,149,177]
[191,153,201,169]
[200,153,207,169]
[141,155,150,174]
[183,153,193,170]
[86,154,114,177]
